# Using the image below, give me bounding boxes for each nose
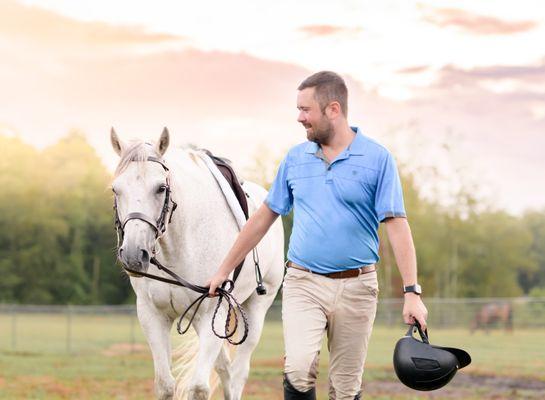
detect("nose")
[297,111,306,123]
[118,243,151,272]
[140,248,150,264]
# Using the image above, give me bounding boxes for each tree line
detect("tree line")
[1,133,544,304]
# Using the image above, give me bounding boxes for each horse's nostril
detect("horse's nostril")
[118,248,124,259]
[141,249,150,263]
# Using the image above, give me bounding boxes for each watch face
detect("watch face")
[404,284,422,294]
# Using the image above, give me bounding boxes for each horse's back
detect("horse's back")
[241,180,267,206]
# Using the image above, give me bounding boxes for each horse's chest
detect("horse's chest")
[146,281,175,310]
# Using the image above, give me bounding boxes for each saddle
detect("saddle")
[203,150,249,282]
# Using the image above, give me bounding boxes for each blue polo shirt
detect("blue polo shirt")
[265,127,406,273]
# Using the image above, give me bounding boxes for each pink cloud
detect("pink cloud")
[420,6,538,35]
[298,25,363,38]
[397,65,430,74]
[0,0,183,49]
[433,62,545,89]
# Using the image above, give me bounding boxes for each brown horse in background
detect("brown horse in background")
[470,302,513,334]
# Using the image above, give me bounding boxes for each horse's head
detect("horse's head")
[110,127,175,275]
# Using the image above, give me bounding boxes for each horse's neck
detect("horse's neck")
[157,150,239,281]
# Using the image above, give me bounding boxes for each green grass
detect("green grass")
[1,314,545,399]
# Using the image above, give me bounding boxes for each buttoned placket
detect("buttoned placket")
[314,147,351,184]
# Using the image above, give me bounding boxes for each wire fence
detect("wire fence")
[1,297,544,354]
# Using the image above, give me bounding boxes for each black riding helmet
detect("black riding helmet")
[393,321,471,391]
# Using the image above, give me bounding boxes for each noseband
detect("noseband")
[113,156,178,246]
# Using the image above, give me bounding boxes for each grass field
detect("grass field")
[1,313,545,399]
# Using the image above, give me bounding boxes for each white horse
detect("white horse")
[110,128,284,399]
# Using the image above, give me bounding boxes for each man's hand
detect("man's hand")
[205,204,279,297]
[403,293,428,331]
[206,271,229,297]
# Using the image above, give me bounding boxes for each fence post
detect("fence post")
[11,305,17,351]
[66,305,72,354]
[130,309,135,353]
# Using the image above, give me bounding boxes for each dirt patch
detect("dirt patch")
[460,373,545,391]
[102,342,149,357]
[8,376,73,399]
[243,370,545,400]
[360,371,545,399]
[3,375,155,400]
[252,358,283,368]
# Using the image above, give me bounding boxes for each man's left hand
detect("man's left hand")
[403,293,428,331]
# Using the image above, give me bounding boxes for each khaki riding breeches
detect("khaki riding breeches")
[282,266,378,399]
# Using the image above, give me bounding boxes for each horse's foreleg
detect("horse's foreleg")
[188,314,225,400]
[137,300,175,400]
[214,344,234,400]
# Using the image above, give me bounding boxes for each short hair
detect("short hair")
[298,71,348,116]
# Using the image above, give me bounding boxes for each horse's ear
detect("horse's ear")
[110,127,124,156]
[156,127,170,156]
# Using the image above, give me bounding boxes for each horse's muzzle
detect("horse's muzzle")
[118,246,151,274]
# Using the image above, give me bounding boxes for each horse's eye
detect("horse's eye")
[156,185,167,194]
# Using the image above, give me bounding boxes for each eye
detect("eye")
[156,185,167,194]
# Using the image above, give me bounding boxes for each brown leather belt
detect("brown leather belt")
[286,261,376,279]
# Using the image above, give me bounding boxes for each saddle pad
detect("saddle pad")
[197,151,248,282]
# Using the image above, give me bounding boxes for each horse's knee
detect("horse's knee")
[188,383,209,400]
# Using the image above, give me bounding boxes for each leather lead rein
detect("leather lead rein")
[123,257,249,345]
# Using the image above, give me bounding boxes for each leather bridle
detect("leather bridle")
[113,156,177,248]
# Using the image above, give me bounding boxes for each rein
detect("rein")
[114,154,249,345]
[123,258,248,345]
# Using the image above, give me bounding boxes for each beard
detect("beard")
[305,117,333,145]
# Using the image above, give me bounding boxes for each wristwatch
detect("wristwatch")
[403,284,422,295]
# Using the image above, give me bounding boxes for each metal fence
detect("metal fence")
[1,297,544,354]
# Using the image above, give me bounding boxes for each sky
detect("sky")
[1,0,544,214]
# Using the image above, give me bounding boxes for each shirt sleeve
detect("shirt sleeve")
[375,152,406,222]
[264,157,293,216]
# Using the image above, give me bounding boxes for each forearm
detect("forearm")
[216,203,279,277]
[384,217,417,286]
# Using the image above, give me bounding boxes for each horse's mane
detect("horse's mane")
[114,141,158,178]
[114,141,208,179]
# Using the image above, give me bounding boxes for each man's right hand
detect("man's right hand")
[206,271,229,297]
[204,204,279,297]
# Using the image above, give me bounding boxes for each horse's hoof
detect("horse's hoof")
[188,383,209,400]
[155,378,175,400]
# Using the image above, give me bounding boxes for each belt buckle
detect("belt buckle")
[359,265,373,275]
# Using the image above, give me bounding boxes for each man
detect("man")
[207,71,428,399]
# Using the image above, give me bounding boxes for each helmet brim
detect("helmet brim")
[433,346,471,369]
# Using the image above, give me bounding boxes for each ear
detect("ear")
[326,101,342,119]
[110,127,124,156]
[156,127,170,156]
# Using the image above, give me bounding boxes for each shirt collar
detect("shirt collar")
[304,126,365,156]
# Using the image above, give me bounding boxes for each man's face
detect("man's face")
[297,87,333,145]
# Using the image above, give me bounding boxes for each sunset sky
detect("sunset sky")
[1,0,544,213]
